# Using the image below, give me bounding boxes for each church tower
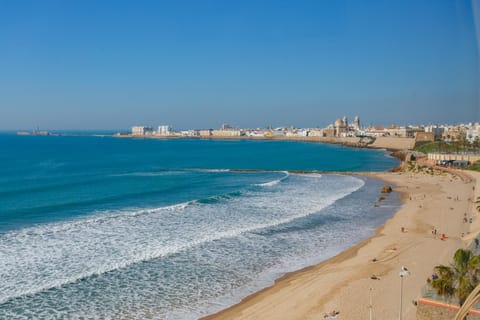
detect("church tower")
[353,116,360,130]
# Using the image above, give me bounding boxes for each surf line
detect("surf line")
[230,169,348,175]
[229,169,381,178]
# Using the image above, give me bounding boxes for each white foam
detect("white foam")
[255,171,290,187]
[293,173,323,178]
[0,174,365,308]
[257,180,280,187]
[109,171,184,177]
[188,168,231,173]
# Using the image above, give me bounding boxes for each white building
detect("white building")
[297,129,309,137]
[467,129,479,143]
[131,126,154,136]
[245,130,265,137]
[179,130,198,137]
[157,125,173,136]
[308,129,324,137]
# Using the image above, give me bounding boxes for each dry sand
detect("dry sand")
[202,168,480,320]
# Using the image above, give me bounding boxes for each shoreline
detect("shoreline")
[201,221,385,320]
[201,168,479,320]
[113,134,416,153]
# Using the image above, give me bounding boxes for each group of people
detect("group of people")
[463,212,473,224]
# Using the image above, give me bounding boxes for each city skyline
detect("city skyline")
[0,0,479,130]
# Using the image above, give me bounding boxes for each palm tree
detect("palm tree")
[473,137,480,151]
[431,249,480,306]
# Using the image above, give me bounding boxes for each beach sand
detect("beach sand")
[202,168,480,320]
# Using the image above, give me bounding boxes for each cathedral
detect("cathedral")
[333,116,360,137]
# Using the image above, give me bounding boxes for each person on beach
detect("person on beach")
[324,310,339,318]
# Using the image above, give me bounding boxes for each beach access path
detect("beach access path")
[202,169,480,320]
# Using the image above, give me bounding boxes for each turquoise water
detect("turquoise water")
[0,135,400,319]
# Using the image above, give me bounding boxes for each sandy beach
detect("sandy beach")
[202,167,480,320]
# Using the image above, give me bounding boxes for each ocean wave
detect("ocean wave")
[5,187,190,217]
[187,168,231,173]
[12,202,193,237]
[109,170,185,177]
[195,191,243,204]
[290,173,323,178]
[0,174,365,306]
[0,208,338,305]
[255,171,290,187]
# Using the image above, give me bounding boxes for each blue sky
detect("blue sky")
[0,0,478,130]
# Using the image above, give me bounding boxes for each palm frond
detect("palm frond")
[430,249,480,306]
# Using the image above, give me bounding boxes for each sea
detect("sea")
[0,134,401,319]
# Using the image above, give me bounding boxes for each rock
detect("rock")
[381,185,393,193]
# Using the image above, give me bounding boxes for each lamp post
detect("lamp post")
[368,287,373,320]
[399,266,410,320]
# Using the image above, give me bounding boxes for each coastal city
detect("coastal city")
[115,117,480,170]
[3,1,480,319]
[125,116,480,144]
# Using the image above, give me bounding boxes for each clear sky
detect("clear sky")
[0,0,479,130]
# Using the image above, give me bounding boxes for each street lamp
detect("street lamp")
[399,266,410,320]
[368,287,373,320]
